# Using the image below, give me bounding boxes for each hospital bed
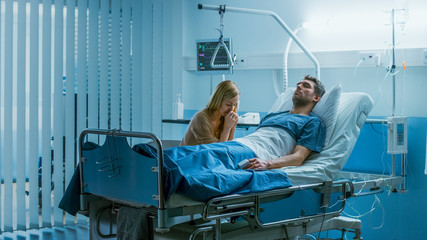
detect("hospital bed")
[75,89,403,240]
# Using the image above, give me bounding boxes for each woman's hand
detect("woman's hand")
[224,111,238,130]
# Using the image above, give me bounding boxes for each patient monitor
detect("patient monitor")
[196,38,233,74]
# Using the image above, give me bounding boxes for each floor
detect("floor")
[1,181,91,240]
[0,224,89,240]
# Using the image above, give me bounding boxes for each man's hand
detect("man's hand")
[245,145,312,170]
[245,158,270,170]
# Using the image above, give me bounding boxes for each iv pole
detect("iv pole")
[389,8,407,192]
[391,9,396,117]
[198,4,321,80]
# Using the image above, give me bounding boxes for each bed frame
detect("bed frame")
[74,92,407,239]
[78,129,367,240]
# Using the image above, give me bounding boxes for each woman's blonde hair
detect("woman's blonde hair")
[206,80,240,112]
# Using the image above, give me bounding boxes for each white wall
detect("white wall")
[185,0,427,53]
[180,0,427,118]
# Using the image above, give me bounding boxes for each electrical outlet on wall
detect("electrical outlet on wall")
[358,52,381,66]
[234,56,247,68]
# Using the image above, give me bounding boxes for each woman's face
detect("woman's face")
[218,95,239,116]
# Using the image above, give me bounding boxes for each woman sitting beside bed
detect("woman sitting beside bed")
[180,80,240,146]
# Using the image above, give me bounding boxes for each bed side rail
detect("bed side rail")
[202,180,354,228]
[339,171,405,197]
[78,128,170,232]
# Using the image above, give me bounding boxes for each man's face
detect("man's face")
[292,80,320,106]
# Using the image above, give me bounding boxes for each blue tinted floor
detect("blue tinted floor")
[0,224,89,240]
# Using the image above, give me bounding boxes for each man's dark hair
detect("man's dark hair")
[304,75,325,97]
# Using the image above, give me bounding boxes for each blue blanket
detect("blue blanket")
[60,140,292,215]
[159,141,292,201]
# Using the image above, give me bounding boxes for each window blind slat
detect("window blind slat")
[77,0,87,135]
[121,0,131,131]
[87,0,99,142]
[65,0,76,224]
[152,0,163,137]
[41,0,52,227]
[3,0,14,232]
[99,0,109,133]
[16,0,27,230]
[131,0,143,132]
[28,0,40,229]
[0,0,3,232]
[110,0,120,129]
[76,0,88,224]
[53,0,65,227]
[142,1,153,133]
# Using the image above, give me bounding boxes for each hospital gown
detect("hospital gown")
[236,111,325,160]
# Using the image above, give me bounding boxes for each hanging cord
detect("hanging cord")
[317,207,327,240]
[353,57,365,84]
[369,194,385,229]
[342,193,386,231]
[216,5,225,39]
[210,5,235,69]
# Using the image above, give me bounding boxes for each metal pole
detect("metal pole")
[392,154,396,177]
[391,9,396,117]
[391,9,396,184]
[216,219,222,240]
[400,154,407,192]
[198,4,321,80]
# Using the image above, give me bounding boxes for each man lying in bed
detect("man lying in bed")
[162,75,326,200]
[237,75,326,170]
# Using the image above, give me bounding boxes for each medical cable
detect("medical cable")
[316,208,327,240]
[352,57,366,87]
[292,185,334,239]
[371,121,390,178]
[293,185,320,206]
[327,198,344,210]
[299,234,316,240]
[342,193,386,231]
[353,178,368,197]
[367,122,389,178]
[372,71,390,107]
[343,200,376,219]
[343,180,373,219]
[369,195,385,229]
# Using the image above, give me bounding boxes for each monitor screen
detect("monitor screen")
[196,38,232,74]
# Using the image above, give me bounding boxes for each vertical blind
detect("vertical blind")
[0,0,166,231]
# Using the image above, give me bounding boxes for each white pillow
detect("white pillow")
[268,83,342,146]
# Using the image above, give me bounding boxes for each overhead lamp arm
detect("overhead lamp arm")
[198,4,320,79]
